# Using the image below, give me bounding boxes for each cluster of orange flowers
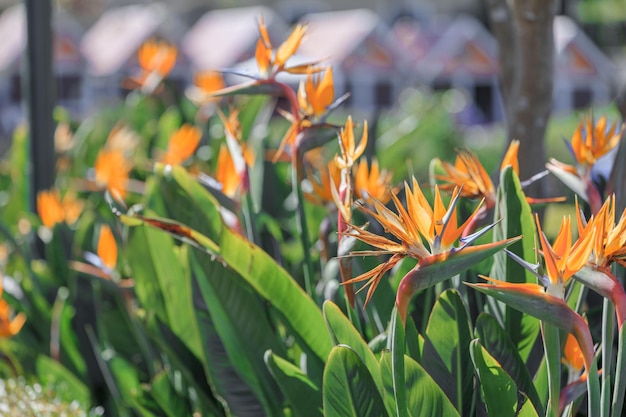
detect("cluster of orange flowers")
[27,18,626,379]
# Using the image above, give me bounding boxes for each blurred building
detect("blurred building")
[0,0,620,133]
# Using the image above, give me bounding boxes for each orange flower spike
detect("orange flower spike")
[94,148,131,201]
[162,124,202,165]
[255,38,272,78]
[570,115,623,166]
[562,332,585,375]
[138,39,177,77]
[500,139,520,175]
[61,192,84,226]
[433,186,462,249]
[304,68,334,117]
[0,272,26,338]
[588,195,626,267]
[257,16,272,49]
[437,150,495,206]
[194,71,225,97]
[37,189,65,228]
[353,158,393,204]
[216,144,239,198]
[36,189,83,228]
[275,24,307,69]
[535,214,595,296]
[336,117,368,170]
[467,275,595,372]
[97,225,118,270]
[307,159,341,205]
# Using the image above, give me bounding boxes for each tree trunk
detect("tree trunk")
[487,0,559,198]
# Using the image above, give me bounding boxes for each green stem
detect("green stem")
[242,192,260,245]
[541,322,560,417]
[612,325,626,417]
[292,162,315,298]
[602,298,614,417]
[588,356,601,417]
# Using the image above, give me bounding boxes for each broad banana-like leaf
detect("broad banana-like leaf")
[470,340,519,417]
[380,351,459,417]
[323,301,383,395]
[422,290,473,416]
[128,165,332,364]
[474,313,543,415]
[490,166,540,361]
[323,345,388,417]
[264,350,323,417]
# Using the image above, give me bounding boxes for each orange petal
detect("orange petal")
[255,38,272,77]
[162,124,202,165]
[275,24,307,68]
[37,189,64,228]
[97,225,118,270]
[500,140,520,175]
[535,214,560,286]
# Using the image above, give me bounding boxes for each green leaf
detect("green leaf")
[264,350,323,417]
[517,397,540,417]
[155,107,183,152]
[490,166,540,361]
[190,248,284,417]
[148,165,332,364]
[323,345,388,417]
[109,355,151,414]
[470,340,518,417]
[405,316,423,363]
[36,355,91,408]
[380,352,459,417]
[127,227,203,360]
[323,301,382,393]
[53,286,87,379]
[422,290,473,415]
[474,313,543,415]
[147,371,193,417]
[2,126,29,228]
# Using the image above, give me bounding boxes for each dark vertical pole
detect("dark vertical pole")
[25,0,56,215]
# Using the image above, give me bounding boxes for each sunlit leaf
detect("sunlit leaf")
[380,351,459,417]
[470,340,518,417]
[264,350,323,417]
[323,345,388,417]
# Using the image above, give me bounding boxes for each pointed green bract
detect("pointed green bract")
[211,80,285,97]
[397,237,521,321]
[546,162,588,202]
